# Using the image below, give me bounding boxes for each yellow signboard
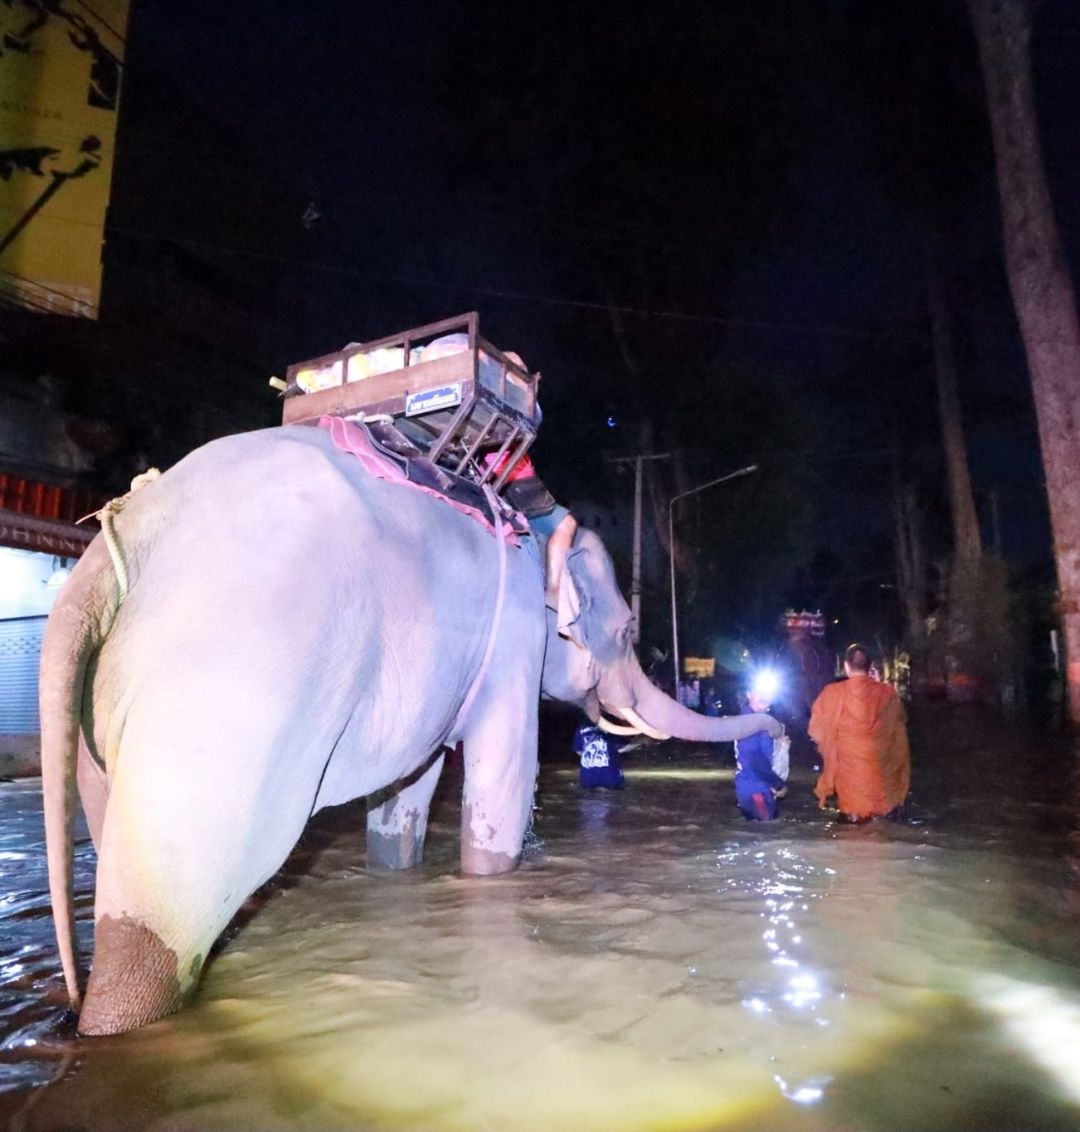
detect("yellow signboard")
[0,0,130,318]
[683,656,716,678]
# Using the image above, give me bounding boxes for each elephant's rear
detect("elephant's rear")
[40,499,202,1034]
[69,427,402,1033]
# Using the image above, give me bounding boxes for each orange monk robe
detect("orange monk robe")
[809,676,910,819]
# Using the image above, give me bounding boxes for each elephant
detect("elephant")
[41,422,780,1036]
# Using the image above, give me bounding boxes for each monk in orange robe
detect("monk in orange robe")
[809,644,910,821]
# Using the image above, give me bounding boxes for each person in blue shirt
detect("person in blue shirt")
[734,681,788,820]
[573,721,625,789]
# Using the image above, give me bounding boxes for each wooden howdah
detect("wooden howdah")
[279,312,541,488]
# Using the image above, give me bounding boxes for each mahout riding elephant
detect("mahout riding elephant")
[41,423,779,1035]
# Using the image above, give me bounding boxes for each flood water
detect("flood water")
[1,702,1079,1132]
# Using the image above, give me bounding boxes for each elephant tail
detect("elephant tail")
[39,536,119,1013]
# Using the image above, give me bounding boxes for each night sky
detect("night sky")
[108,0,1080,641]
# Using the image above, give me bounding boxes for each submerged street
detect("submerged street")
[3,3,1080,1129]
[1,703,1079,1132]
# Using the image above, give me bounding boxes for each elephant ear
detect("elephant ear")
[556,547,588,649]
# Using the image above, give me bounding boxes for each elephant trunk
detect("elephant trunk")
[613,667,780,744]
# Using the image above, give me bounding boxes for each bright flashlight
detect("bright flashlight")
[750,668,781,702]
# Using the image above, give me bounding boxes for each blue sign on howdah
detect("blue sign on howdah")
[405,384,462,417]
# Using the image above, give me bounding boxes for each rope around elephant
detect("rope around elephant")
[79,468,162,603]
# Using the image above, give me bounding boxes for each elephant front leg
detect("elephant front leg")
[366,752,445,869]
[459,694,539,876]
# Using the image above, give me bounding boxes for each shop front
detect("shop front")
[0,477,100,777]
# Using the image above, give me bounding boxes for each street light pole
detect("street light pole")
[606,451,671,643]
[668,464,759,696]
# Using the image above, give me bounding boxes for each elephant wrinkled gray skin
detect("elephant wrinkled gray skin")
[41,424,780,1036]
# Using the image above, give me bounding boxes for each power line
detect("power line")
[0,215,1043,367]
[98,220,1057,352]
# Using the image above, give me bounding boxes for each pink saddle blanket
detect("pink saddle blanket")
[319,415,519,544]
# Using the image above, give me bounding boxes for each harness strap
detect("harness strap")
[451,484,510,739]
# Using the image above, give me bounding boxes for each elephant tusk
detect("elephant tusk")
[620,706,671,742]
[597,716,641,737]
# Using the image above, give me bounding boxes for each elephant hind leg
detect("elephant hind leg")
[77,914,190,1036]
[366,751,445,870]
[81,717,319,1035]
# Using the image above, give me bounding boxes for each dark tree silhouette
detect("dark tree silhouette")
[969,0,1080,724]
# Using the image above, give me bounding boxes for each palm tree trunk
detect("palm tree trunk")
[969,0,1080,724]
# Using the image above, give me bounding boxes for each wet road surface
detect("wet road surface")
[1,702,1078,1131]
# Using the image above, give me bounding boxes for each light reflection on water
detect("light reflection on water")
[0,704,1078,1131]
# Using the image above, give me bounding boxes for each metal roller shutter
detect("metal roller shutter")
[0,617,48,734]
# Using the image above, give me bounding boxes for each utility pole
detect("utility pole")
[668,465,758,696]
[606,451,671,644]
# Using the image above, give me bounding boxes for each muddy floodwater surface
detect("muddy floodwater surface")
[1,703,1079,1131]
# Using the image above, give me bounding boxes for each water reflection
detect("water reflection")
[0,704,1078,1131]
[578,794,617,834]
